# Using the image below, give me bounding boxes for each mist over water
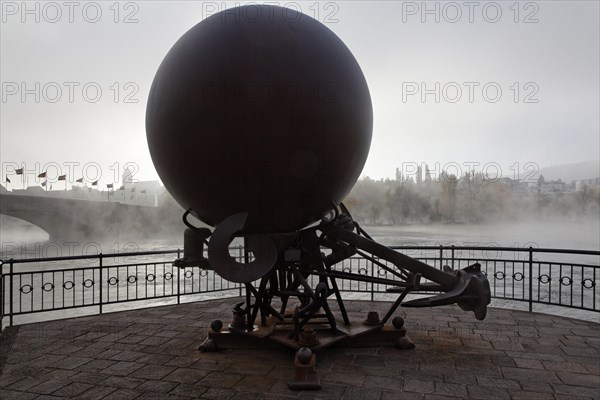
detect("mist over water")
[368,219,600,250]
[1,215,598,259]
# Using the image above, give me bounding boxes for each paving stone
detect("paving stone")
[163,367,209,384]
[48,344,84,356]
[381,390,424,400]
[508,389,555,399]
[28,354,68,367]
[226,362,275,376]
[5,375,48,391]
[403,378,435,394]
[127,353,173,365]
[363,375,404,391]
[420,360,456,374]
[476,376,520,389]
[79,359,117,372]
[557,372,600,388]
[562,346,600,357]
[95,349,124,360]
[169,383,210,397]
[156,330,182,338]
[163,356,196,367]
[52,382,94,397]
[0,388,38,400]
[47,356,94,370]
[552,383,600,398]
[138,336,171,346]
[139,391,194,400]
[101,375,145,389]
[28,378,71,394]
[513,358,544,369]
[298,382,346,400]
[109,351,146,362]
[136,379,179,393]
[322,370,365,386]
[402,369,444,383]
[267,366,296,380]
[342,386,382,400]
[353,354,386,367]
[490,356,515,367]
[467,384,510,400]
[70,371,110,384]
[230,391,280,400]
[234,374,276,393]
[542,360,589,374]
[456,364,501,377]
[519,381,554,393]
[442,373,477,386]
[129,364,177,380]
[501,366,560,383]
[362,365,406,379]
[554,394,596,400]
[115,335,149,344]
[191,359,231,372]
[200,371,244,388]
[0,373,27,387]
[200,388,234,400]
[505,351,564,362]
[433,382,467,398]
[102,388,142,399]
[100,361,145,377]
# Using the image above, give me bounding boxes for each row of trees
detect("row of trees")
[344,170,600,225]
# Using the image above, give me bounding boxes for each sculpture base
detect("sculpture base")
[198,316,415,352]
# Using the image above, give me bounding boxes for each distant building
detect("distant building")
[576,177,600,191]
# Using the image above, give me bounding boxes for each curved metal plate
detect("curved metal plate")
[208,212,277,283]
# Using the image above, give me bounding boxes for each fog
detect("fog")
[2,214,598,260]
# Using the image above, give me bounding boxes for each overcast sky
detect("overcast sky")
[1,1,598,188]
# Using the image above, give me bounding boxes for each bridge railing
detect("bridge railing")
[1,245,598,328]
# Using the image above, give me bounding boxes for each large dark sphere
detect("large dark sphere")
[146,5,372,233]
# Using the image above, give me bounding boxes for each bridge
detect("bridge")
[0,193,185,242]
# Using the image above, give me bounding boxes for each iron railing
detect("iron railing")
[1,245,598,328]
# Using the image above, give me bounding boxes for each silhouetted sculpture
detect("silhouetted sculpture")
[146,6,490,387]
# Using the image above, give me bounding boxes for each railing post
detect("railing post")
[370,261,374,301]
[9,259,14,327]
[241,241,249,297]
[99,253,103,315]
[176,249,181,304]
[528,246,533,312]
[0,262,3,330]
[177,263,181,305]
[240,244,244,297]
[451,245,455,270]
[439,245,443,269]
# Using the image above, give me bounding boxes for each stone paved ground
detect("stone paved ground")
[0,298,598,400]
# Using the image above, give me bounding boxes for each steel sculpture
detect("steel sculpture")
[146,5,490,390]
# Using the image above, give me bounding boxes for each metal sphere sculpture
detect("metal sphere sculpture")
[146,5,373,233]
[147,9,490,368]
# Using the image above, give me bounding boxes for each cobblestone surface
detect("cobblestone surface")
[1,299,598,399]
